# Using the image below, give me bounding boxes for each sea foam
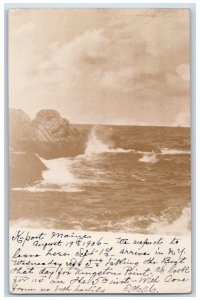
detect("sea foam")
[39,157,77,185]
[108,207,191,236]
[147,206,191,236]
[161,148,190,155]
[84,127,135,156]
[138,153,158,163]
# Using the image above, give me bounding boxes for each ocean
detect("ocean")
[10,125,191,235]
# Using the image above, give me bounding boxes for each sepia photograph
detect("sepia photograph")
[9,8,191,236]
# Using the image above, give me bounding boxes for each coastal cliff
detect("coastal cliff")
[9,108,88,159]
[9,108,88,188]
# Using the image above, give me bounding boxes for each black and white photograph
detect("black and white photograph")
[8,7,192,295]
[9,8,191,235]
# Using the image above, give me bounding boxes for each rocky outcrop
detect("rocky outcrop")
[9,152,47,188]
[30,109,70,143]
[9,108,88,159]
[9,108,34,145]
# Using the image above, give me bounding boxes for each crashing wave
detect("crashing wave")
[84,127,135,155]
[146,206,191,236]
[107,206,191,236]
[161,148,190,155]
[138,153,158,163]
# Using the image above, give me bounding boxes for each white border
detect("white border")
[1,1,199,299]
[195,1,200,299]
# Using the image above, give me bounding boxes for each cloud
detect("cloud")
[101,68,136,92]
[29,28,110,86]
[9,9,190,125]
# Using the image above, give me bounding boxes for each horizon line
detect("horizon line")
[71,122,190,128]
[9,107,190,128]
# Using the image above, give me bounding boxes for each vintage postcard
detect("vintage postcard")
[9,8,191,294]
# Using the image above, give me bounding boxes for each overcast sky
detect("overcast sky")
[9,8,190,126]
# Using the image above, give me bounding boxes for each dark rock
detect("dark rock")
[9,152,47,188]
[9,108,88,159]
[9,108,31,144]
[31,109,70,143]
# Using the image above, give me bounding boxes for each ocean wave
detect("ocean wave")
[108,207,191,236]
[95,170,112,175]
[84,127,135,156]
[39,156,79,185]
[84,127,111,155]
[10,206,191,235]
[10,218,46,229]
[146,206,191,236]
[160,148,190,155]
[77,127,190,158]
[12,185,83,193]
[12,152,109,192]
[11,128,190,193]
[138,153,159,163]
[131,174,146,181]
[138,147,190,163]
[11,155,85,193]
